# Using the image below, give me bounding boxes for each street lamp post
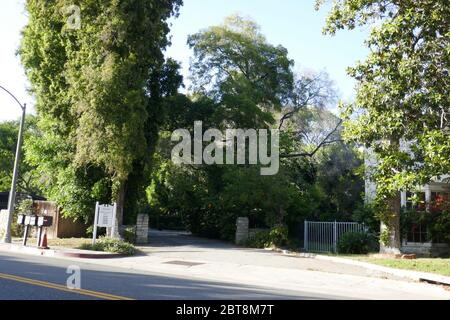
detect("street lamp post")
[0,85,26,244]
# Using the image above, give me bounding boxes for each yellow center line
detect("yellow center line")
[0,272,134,300]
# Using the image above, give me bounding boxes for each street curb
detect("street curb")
[0,243,125,259]
[293,252,450,286]
[56,251,126,259]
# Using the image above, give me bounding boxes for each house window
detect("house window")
[405,192,426,211]
[405,192,428,243]
[430,192,450,213]
[404,187,449,244]
[407,223,428,243]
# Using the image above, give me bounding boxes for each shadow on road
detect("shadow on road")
[143,229,275,255]
[146,229,236,248]
[0,252,327,300]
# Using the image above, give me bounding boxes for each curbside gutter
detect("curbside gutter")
[291,252,450,286]
[0,243,125,259]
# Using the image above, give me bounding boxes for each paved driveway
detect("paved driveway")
[143,230,399,279]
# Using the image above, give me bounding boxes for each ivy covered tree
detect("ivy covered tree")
[20,0,183,230]
[317,0,450,252]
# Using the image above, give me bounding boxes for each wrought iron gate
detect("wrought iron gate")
[304,221,367,253]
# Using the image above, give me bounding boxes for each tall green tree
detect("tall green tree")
[317,0,450,251]
[188,14,294,129]
[20,0,182,229]
[0,116,41,195]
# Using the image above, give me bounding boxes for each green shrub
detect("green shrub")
[351,203,379,233]
[244,230,271,248]
[244,225,289,249]
[12,199,34,237]
[268,225,288,247]
[79,237,136,255]
[337,232,375,254]
[122,227,137,244]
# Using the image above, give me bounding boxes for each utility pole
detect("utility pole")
[0,85,27,243]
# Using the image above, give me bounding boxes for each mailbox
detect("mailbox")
[24,215,38,226]
[17,214,26,225]
[37,216,53,227]
[24,215,31,226]
[20,215,53,247]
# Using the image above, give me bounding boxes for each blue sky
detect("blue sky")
[0,0,371,121]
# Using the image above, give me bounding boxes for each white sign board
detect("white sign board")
[92,202,117,244]
[97,205,114,227]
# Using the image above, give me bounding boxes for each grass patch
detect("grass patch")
[348,256,450,277]
[11,237,92,248]
[47,238,91,248]
[314,252,450,277]
[78,237,136,256]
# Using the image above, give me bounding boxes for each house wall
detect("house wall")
[400,182,450,207]
[402,242,449,257]
[364,146,449,256]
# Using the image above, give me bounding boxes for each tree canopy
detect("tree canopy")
[0,116,41,195]
[317,0,450,249]
[146,15,366,242]
[12,7,369,246]
[187,14,294,129]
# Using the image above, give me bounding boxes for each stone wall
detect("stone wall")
[235,217,272,245]
[402,242,449,257]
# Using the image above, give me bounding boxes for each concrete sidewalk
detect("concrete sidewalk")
[0,243,124,259]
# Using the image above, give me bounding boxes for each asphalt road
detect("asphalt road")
[0,251,339,300]
[1,231,448,300]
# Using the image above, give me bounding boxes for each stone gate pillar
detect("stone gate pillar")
[136,214,149,245]
[0,210,8,237]
[235,217,249,245]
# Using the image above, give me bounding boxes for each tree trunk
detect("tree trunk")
[112,179,127,239]
[380,192,402,254]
